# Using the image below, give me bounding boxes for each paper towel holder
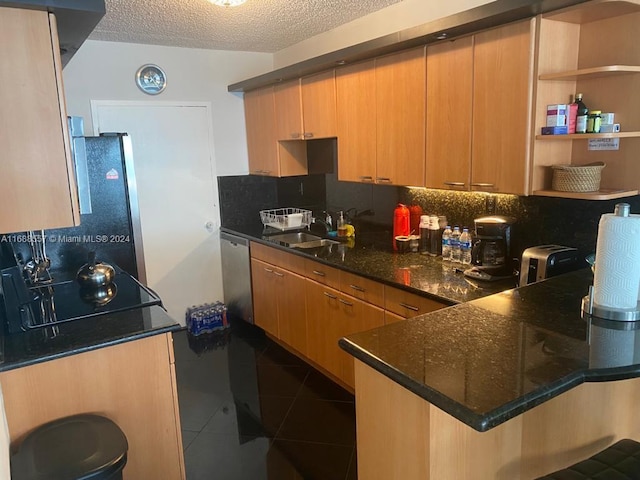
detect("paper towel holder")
[581,203,640,322]
[582,286,640,322]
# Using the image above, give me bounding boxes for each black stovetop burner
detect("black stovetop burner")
[1,269,162,333]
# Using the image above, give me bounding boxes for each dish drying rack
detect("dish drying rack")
[260,208,312,231]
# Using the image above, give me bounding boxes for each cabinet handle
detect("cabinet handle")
[263,267,274,273]
[312,270,326,277]
[303,132,314,139]
[273,271,284,277]
[444,181,466,187]
[290,133,301,139]
[338,298,353,307]
[359,176,374,183]
[349,284,365,292]
[323,291,337,299]
[471,182,495,189]
[399,302,419,312]
[376,177,392,183]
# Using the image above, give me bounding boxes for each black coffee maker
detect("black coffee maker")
[464,215,515,281]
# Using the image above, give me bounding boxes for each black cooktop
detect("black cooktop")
[4,272,162,332]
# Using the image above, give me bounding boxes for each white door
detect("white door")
[92,101,222,325]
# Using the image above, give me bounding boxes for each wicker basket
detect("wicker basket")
[551,163,605,193]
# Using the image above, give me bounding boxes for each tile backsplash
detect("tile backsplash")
[218,173,640,260]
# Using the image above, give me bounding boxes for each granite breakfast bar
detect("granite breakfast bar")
[340,270,640,479]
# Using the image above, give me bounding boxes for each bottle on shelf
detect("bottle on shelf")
[428,215,440,256]
[460,228,472,265]
[419,215,430,254]
[451,226,461,263]
[575,93,588,134]
[441,226,452,261]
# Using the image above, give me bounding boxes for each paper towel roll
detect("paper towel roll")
[593,213,640,309]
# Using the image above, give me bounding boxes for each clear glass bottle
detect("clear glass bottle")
[451,226,461,263]
[460,228,472,265]
[441,226,452,261]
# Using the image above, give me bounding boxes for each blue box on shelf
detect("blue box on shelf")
[541,126,568,135]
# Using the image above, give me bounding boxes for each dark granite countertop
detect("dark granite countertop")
[0,305,180,372]
[222,225,514,305]
[339,269,640,432]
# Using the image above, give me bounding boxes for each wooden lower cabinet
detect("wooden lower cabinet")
[251,257,307,354]
[0,334,185,480]
[251,258,280,337]
[306,280,384,388]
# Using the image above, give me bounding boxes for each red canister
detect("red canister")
[409,204,423,236]
[393,204,410,251]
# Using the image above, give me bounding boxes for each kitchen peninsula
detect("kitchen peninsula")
[340,269,640,479]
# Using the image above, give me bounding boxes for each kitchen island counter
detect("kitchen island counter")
[339,268,640,479]
[222,225,514,305]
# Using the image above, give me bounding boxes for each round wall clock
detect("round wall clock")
[135,64,167,95]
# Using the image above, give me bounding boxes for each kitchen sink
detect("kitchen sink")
[266,232,339,249]
[294,239,339,249]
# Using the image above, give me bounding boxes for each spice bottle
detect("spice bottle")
[587,110,602,133]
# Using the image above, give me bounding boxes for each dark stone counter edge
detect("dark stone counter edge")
[222,227,457,306]
[339,337,640,432]
[0,320,181,373]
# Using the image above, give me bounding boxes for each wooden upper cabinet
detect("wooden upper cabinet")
[471,19,535,195]
[301,70,337,139]
[244,86,279,176]
[274,79,304,140]
[0,8,79,233]
[376,48,426,187]
[336,60,377,183]
[426,37,473,190]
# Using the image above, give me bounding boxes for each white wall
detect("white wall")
[274,0,495,68]
[63,40,273,176]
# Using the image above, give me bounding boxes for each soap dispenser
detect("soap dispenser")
[337,211,347,237]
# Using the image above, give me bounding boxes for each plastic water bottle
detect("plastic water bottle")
[441,226,452,261]
[451,226,461,263]
[460,228,472,265]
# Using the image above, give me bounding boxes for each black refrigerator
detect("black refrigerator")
[9,119,146,283]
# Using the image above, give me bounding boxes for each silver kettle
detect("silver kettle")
[76,252,115,288]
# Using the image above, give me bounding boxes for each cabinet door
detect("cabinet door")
[301,71,337,139]
[1,8,79,232]
[472,19,535,195]
[305,280,383,389]
[426,37,473,190]
[275,79,304,140]
[277,268,308,355]
[244,86,279,176]
[251,258,279,336]
[336,60,377,183]
[376,48,426,187]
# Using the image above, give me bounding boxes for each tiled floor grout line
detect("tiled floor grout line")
[271,369,310,441]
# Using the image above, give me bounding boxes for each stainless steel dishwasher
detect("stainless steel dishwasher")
[220,231,254,324]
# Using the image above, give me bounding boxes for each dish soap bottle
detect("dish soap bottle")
[337,211,347,237]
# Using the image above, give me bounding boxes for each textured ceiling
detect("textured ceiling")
[90,0,404,53]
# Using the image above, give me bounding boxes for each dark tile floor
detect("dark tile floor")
[173,322,357,480]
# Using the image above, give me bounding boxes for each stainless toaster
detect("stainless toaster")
[519,245,580,287]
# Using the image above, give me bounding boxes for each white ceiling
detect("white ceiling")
[90,0,404,53]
